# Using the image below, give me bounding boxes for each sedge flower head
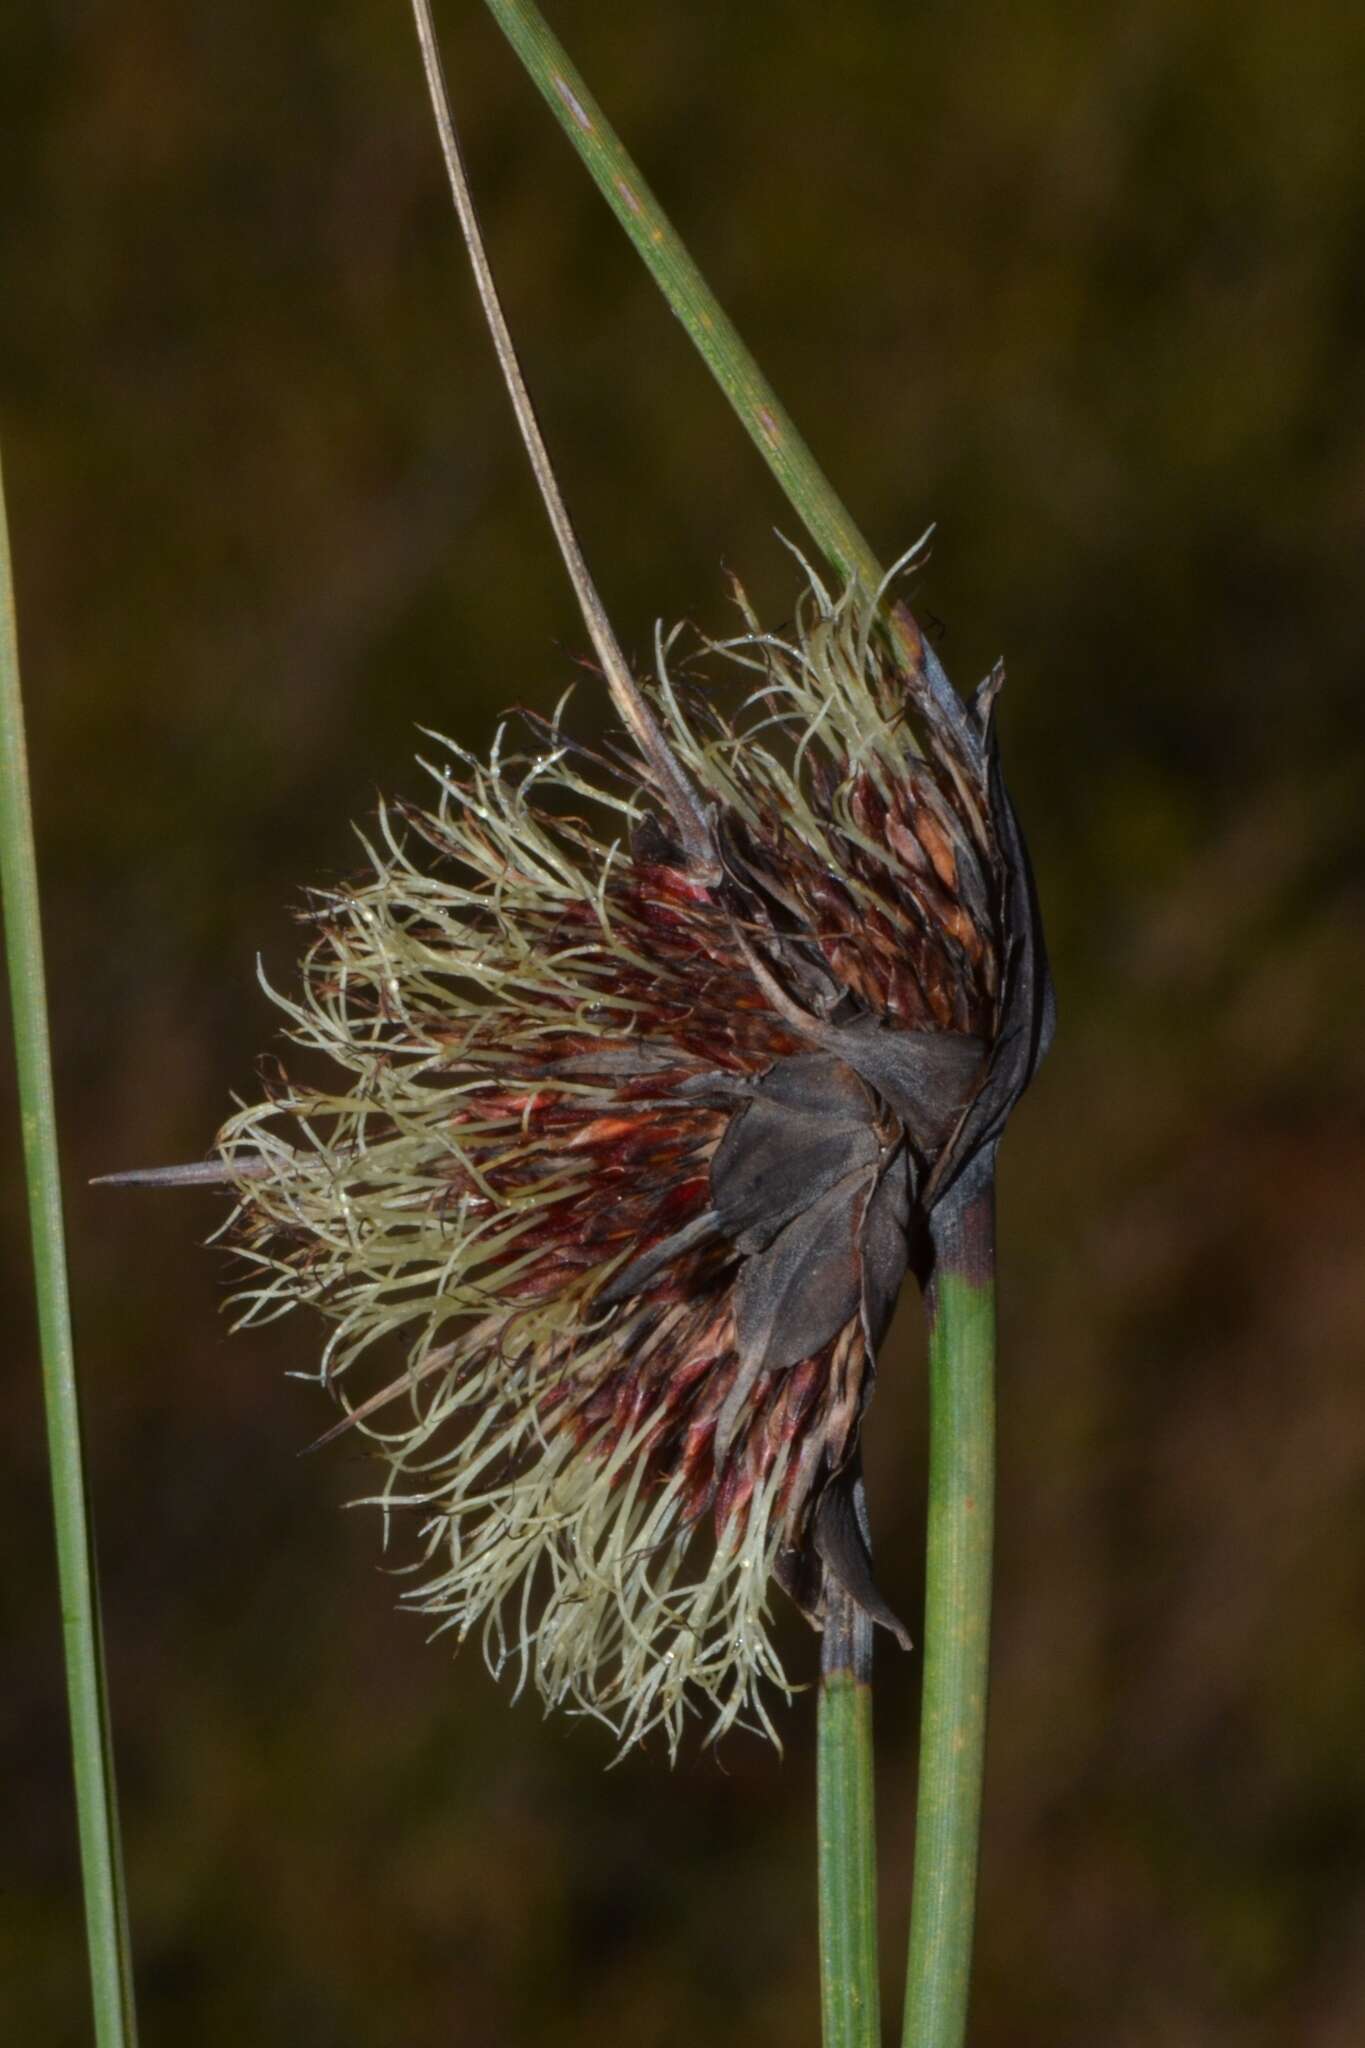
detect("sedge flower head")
[217,562,1052,1754]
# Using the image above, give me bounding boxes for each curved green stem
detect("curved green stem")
[0,444,139,2045]
[461,15,997,2041]
[902,1165,996,2048]
[479,0,892,600]
[819,1592,881,2048]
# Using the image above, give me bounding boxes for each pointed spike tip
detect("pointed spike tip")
[91,1158,273,1189]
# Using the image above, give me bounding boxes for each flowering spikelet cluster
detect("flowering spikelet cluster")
[216,566,1052,1753]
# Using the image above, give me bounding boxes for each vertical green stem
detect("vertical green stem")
[819,1591,881,2048]
[0,444,139,2045]
[902,1165,996,2048]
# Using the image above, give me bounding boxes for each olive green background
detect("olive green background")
[4,2,1363,2042]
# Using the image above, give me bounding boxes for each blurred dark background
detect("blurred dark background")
[4,1,1364,2042]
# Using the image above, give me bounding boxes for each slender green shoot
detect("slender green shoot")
[479,0,933,690]
[471,13,1004,2043]
[902,1166,997,2048]
[0,443,139,2045]
[819,1593,881,2048]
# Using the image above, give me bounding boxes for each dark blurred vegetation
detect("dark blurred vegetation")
[4,1,1364,2042]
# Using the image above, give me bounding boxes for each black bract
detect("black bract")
[599,616,1055,1647]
